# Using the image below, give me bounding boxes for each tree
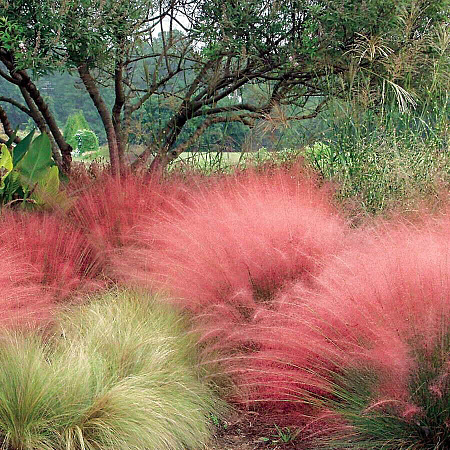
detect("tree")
[63,111,91,151]
[0,6,73,173]
[0,0,448,176]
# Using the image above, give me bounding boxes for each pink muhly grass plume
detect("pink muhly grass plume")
[0,243,53,328]
[67,171,198,274]
[0,212,102,302]
[117,166,347,369]
[68,172,157,252]
[124,166,346,299]
[236,214,450,443]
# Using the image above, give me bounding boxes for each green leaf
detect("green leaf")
[40,165,60,197]
[32,165,60,205]
[12,129,35,165]
[16,132,53,187]
[0,144,13,190]
[7,171,21,197]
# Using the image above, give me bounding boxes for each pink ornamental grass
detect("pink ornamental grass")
[0,212,101,302]
[67,170,199,268]
[117,166,347,355]
[0,243,53,328]
[236,214,449,447]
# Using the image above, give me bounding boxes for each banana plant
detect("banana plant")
[0,130,62,208]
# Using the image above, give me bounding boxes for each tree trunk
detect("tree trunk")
[79,63,121,176]
[149,149,171,175]
[18,86,64,169]
[0,50,70,172]
[16,70,72,174]
[0,105,21,144]
[112,55,126,171]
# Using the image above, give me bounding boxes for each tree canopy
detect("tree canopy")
[0,0,448,175]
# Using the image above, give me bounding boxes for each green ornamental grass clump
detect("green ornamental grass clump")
[0,333,62,449]
[0,289,221,449]
[319,339,450,449]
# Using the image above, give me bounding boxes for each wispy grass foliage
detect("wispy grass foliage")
[55,289,221,449]
[0,212,101,302]
[237,214,449,448]
[66,169,199,273]
[0,289,221,449]
[67,171,160,254]
[303,98,450,217]
[0,332,63,449]
[116,167,347,385]
[0,240,54,327]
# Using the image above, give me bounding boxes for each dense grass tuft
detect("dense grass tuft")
[54,290,221,449]
[236,213,449,447]
[0,332,62,449]
[0,289,221,449]
[0,242,54,327]
[115,167,347,400]
[0,212,101,302]
[66,170,197,265]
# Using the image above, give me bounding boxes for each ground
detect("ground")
[207,410,305,450]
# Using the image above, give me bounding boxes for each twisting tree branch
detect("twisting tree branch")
[0,105,21,144]
[0,97,32,116]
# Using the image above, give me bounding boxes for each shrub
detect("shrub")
[67,173,157,255]
[237,214,450,448]
[302,100,450,216]
[55,289,221,450]
[0,290,222,449]
[57,289,209,384]
[63,111,90,151]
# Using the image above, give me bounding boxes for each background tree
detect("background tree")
[0,6,73,173]
[0,0,448,175]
